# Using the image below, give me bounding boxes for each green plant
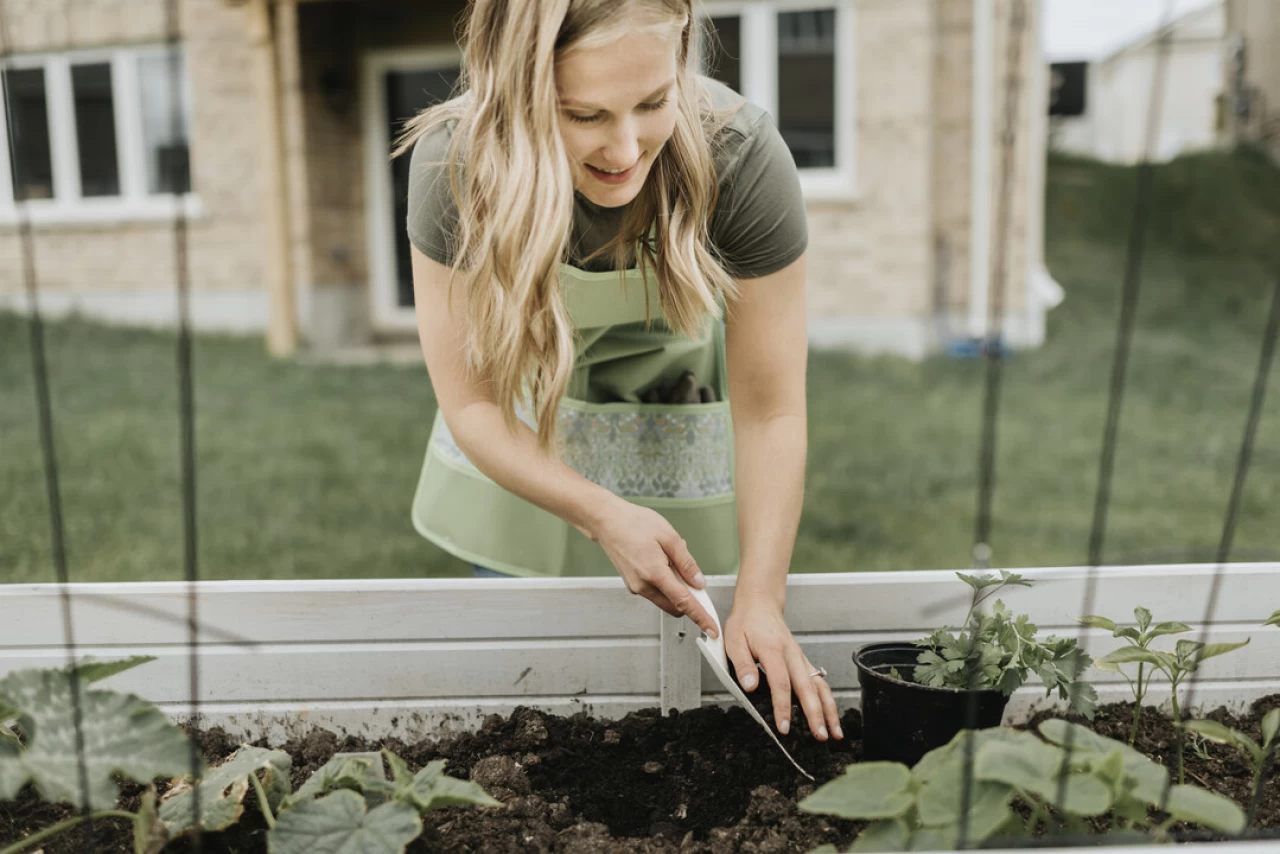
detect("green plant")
[1182,709,1280,818]
[1265,610,1280,628]
[262,749,499,853]
[800,722,1246,852]
[0,657,190,854]
[1074,607,1192,745]
[159,745,293,837]
[1095,637,1250,784]
[0,659,501,854]
[912,572,1097,719]
[1185,729,1214,763]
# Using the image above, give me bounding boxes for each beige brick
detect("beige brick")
[2,0,1049,355]
[0,0,264,303]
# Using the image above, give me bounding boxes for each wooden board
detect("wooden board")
[2,564,1278,747]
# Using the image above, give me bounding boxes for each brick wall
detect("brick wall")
[0,0,267,325]
[1227,0,1280,144]
[934,0,974,316]
[805,0,936,325]
[0,0,1050,355]
[807,0,1040,337]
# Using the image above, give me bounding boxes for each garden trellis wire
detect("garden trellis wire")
[1,0,208,847]
[4,0,1280,851]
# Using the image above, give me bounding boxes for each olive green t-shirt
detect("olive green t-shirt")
[405,76,808,279]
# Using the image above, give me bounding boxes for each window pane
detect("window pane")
[4,67,54,200]
[137,49,192,194]
[387,67,461,308]
[72,63,121,197]
[777,8,836,169]
[702,16,741,94]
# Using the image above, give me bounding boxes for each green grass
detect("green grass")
[4,147,1280,583]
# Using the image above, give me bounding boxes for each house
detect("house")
[1224,0,1280,151]
[0,0,1059,361]
[1046,0,1227,164]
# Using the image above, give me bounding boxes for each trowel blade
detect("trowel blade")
[685,584,814,781]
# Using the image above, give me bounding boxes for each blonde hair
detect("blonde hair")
[393,0,738,452]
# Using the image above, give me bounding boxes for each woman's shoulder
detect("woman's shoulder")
[406,117,464,267]
[697,77,809,279]
[697,76,783,180]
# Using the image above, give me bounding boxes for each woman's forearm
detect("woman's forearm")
[732,412,807,608]
[445,400,621,540]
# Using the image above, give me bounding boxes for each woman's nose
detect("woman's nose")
[599,121,640,167]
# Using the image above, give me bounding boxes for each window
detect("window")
[136,50,192,195]
[8,67,53,201]
[72,63,121,197]
[1,45,197,224]
[699,1,855,197]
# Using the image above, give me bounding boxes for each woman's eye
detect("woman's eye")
[566,96,668,124]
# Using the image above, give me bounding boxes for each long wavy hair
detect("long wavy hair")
[392,0,738,452]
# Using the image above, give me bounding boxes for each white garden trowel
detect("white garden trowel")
[685,584,814,781]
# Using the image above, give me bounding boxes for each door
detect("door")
[364,50,461,331]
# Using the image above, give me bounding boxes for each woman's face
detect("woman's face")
[555,28,681,208]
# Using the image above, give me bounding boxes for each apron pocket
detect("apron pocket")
[559,398,734,501]
[431,399,735,502]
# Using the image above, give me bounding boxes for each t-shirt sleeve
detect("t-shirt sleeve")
[405,123,462,267]
[710,112,809,279]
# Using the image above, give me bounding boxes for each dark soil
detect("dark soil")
[4,695,1279,853]
[0,696,865,854]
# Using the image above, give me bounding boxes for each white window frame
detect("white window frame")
[698,0,857,199]
[0,44,202,227]
[361,46,464,333]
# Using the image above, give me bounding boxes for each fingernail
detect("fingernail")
[818,726,828,740]
[835,726,844,740]
[742,674,757,689]
[693,572,706,586]
[779,719,790,735]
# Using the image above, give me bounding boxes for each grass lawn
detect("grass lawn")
[4,149,1280,584]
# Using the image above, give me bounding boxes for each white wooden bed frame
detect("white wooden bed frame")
[2,563,1278,853]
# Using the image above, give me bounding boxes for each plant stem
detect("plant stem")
[966,579,1009,627]
[1246,744,1275,827]
[1170,684,1184,785]
[1128,663,1145,745]
[0,810,136,854]
[1017,790,1053,836]
[249,770,277,829]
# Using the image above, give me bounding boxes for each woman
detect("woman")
[395,0,841,744]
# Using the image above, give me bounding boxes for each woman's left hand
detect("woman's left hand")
[723,596,843,742]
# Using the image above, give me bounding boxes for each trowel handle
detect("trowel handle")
[683,581,723,639]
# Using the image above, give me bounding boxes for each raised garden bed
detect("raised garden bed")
[2,564,1279,852]
[4,695,1280,853]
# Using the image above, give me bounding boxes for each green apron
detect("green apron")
[410,260,740,578]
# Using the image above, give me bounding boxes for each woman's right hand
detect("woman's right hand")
[592,499,720,639]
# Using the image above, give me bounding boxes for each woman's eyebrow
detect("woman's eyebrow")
[560,80,675,110]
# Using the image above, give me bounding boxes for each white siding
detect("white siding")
[2,564,1278,747]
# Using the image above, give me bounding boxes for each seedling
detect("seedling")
[1181,708,1280,821]
[1075,607,1192,745]
[912,572,1097,719]
[800,721,1245,850]
[0,659,500,854]
[1096,637,1250,783]
[0,657,189,854]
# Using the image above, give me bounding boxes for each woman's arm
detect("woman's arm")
[411,246,718,635]
[722,251,842,741]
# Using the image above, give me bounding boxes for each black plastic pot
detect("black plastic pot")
[854,642,1010,767]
